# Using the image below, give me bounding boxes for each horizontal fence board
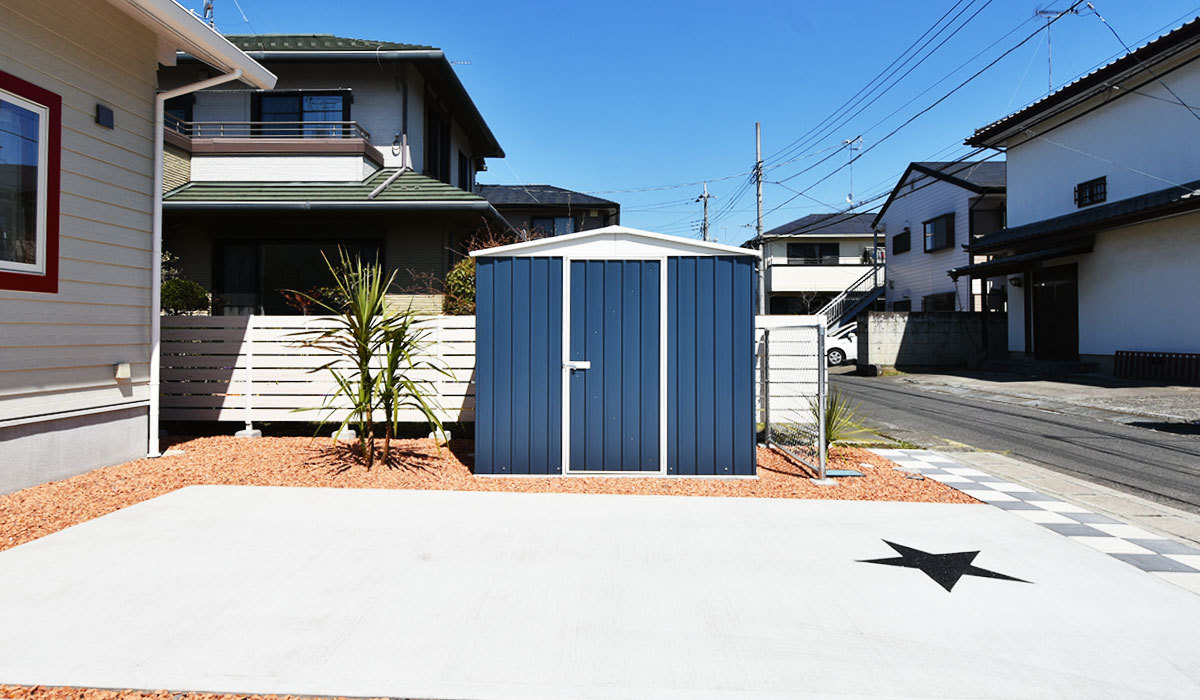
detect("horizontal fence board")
[161,315,478,422]
[161,315,818,427]
[161,407,476,422]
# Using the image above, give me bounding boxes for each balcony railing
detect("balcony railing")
[165,115,371,141]
[767,256,876,267]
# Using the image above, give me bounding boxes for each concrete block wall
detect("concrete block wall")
[858,311,1007,372]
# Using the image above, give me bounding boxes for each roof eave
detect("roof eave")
[966,18,1200,148]
[110,0,275,89]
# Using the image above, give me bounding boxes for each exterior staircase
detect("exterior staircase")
[818,265,885,335]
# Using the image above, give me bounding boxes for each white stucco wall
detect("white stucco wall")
[1006,213,1200,356]
[164,59,492,180]
[1004,59,1200,226]
[190,155,379,181]
[762,235,878,294]
[878,173,974,311]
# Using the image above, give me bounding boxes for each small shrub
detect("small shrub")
[442,256,475,315]
[161,277,210,314]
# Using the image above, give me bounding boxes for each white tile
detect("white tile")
[927,474,976,484]
[980,481,1037,493]
[1090,523,1165,540]
[1068,536,1155,555]
[1035,500,1092,513]
[1152,571,1200,596]
[959,489,1019,502]
[944,467,990,477]
[1166,554,1200,571]
[1009,509,1079,525]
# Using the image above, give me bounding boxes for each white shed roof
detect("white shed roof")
[470,226,761,259]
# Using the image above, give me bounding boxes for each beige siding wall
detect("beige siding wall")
[0,0,157,422]
[164,143,191,192]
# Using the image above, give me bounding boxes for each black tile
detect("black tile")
[1041,523,1108,537]
[1127,538,1200,555]
[1109,553,1199,573]
[989,500,1044,511]
[1062,511,1124,525]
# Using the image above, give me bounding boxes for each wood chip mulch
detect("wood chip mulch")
[0,436,977,554]
[0,687,398,700]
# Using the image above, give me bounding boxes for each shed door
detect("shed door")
[567,260,661,472]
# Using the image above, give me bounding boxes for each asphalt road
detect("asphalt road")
[832,372,1200,514]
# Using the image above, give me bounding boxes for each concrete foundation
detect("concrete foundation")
[0,406,147,494]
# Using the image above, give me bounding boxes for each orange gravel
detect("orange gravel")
[0,688,397,700]
[0,436,976,553]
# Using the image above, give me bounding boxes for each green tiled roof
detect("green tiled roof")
[164,169,483,203]
[224,34,437,52]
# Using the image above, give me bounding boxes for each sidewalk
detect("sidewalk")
[882,369,1200,426]
[873,449,1200,596]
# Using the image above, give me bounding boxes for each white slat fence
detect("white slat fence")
[161,315,476,423]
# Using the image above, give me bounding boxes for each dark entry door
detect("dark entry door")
[1032,263,1079,361]
[568,260,661,472]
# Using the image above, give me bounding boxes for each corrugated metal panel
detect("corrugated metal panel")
[668,256,757,475]
[474,257,562,474]
[568,260,660,471]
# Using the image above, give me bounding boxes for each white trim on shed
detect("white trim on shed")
[470,226,762,259]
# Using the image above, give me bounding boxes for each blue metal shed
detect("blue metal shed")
[471,226,761,476]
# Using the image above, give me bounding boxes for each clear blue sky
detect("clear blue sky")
[188,0,1200,244]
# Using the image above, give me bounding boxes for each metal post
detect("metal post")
[236,315,261,438]
[817,325,827,480]
[762,328,771,445]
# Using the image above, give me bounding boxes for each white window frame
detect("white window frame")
[0,87,50,276]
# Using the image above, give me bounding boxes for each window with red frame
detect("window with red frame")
[0,71,60,293]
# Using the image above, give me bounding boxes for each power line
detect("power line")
[771,0,996,168]
[762,1,1085,220]
[1085,2,1200,123]
[764,0,977,166]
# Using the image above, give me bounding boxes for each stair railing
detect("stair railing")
[818,263,883,330]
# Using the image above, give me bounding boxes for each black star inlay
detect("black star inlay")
[860,540,1030,592]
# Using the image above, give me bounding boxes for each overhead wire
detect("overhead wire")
[761,0,1086,220]
[763,0,977,166]
[771,0,998,170]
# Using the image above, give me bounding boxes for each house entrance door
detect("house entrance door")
[1032,263,1079,361]
[565,259,662,473]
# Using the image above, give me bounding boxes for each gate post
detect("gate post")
[817,324,827,480]
[762,328,771,445]
[235,314,261,438]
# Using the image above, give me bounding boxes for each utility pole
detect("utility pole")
[696,181,715,242]
[755,122,765,314]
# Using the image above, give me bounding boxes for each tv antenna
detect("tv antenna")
[1036,7,1081,92]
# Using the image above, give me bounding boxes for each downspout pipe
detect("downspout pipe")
[149,69,244,458]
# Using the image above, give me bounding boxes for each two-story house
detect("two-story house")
[951,18,1200,374]
[874,161,1006,312]
[749,212,883,319]
[475,184,620,238]
[0,0,272,491]
[157,34,507,314]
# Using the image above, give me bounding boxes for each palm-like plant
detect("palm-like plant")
[810,387,869,459]
[290,249,445,468]
[378,311,451,463]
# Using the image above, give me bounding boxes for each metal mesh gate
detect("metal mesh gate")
[758,322,827,478]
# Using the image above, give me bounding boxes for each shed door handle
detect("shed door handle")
[564,360,591,370]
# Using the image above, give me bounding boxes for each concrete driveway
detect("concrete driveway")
[1,487,1199,699]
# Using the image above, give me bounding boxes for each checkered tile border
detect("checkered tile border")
[871,449,1200,577]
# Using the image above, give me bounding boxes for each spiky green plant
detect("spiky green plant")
[810,387,869,459]
[289,250,395,469]
[378,310,451,463]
